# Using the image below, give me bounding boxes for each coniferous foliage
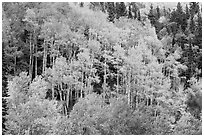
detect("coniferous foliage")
[148,4,156,26]
[128,5,132,19]
[2,2,202,135]
[2,49,9,135]
[156,6,160,20]
[107,2,115,22]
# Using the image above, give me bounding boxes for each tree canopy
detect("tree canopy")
[2,2,202,135]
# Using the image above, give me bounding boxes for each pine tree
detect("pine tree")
[156,6,160,20]
[115,2,120,19]
[128,5,132,19]
[132,2,138,20]
[79,2,84,7]
[100,2,106,13]
[2,49,9,135]
[137,9,141,21]
[107,2,115,22]
[189,2,199,17]
[119,2,126,17]
[196,8,202,39]
[189,16,195,33]
[163,6,167,16]
[148,4,156,26]
[176,2,184,25]
[185,4,190,20]
[194,6,202,49]
[115,2,126,19]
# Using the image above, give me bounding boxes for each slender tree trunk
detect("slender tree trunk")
[123,73,125,94]
[32,29,37,78]
[14,54,16,75]
[60,83,63,101]
[29,34,32,79]
[31,45,34,79]
[136,91,138,108]
[42,42,47,74]
[53,56,55,68]
[35,42,37,77]
[52,65,55,100]
[42,43,45,73]
[117,63,119,94]
[84,72,87,94]
[104,62,106,88]
[66,87,70,113]
[104,46,107,93]
[52,84,54,100]
[45,44,47,72]
[127,68,131,105]
[50,54,52,68]
[31,37,35,78]
[60,83,66,115]
[81,68,83,98]
[70,86,72,108]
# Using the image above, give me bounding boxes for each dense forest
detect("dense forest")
[2,2,202,135]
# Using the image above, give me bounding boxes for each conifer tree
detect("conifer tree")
[189,16,195,33]
[115,2,120,19]
[128,5,132,19]
[189,2,199,17]
[100,2,106,13]
[137,9,141,21]
[176,2,184,26]
[163,6,167,16]
[156,6,161,20]
[107,2,115,22]
[148,4,156,26]
[195,8,202,46]
[119,2,126,17]
[2,10,11,134]
[115,2,126,19]
[79,2,84,7]
[185,4,190,20]
[132,2,138,20]
[2,50,9,135]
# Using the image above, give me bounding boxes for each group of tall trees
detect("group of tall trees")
[147,2,202,119]
[80,2,143,22]
[2,2,202,135]
[148,2,202,82]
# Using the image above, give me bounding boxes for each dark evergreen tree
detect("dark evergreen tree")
[176,2,184,25]
[115,2,120,19]
[119,2,126,17]
[115,2,126,19]
[163,6,167,16]
[189,2,199,17]
[156,6,160,20]
[148,4,156,26]
[2,48,9,135]
[107,2,115,22]
[196,8,202,38]
[132,2,138,20]
[177,2,187,31]
[189,16,195,33]
[170,9,177,22]
[195,7,202,49]
[137,9,141,21]
[79,2,84,7]
[100,2,106,13]
[185,4,190,20]
[128,5,132,19]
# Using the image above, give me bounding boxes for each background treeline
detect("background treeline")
[2,2,202,135]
